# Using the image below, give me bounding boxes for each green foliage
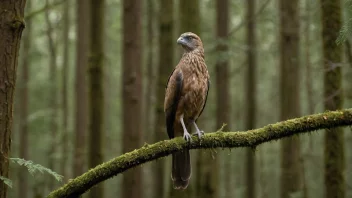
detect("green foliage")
[336,0,352,44]
[336,18,352,44]
[10,158,63,182]
[0,176,13,188]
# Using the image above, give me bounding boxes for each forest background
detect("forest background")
[0,0,352,198]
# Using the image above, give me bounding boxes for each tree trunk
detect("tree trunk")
[61,0,70,181]
[320,0,345,197]
[154,0,174,197]
[278,0,302,197]
[179,0,200,33]
[216,0,230,198]
[44,0,59,190]
[122,0,143,198]
[73,0,89,177]
[18,1,31,198]
[0,1,26,197]
[245,0,257,198]
[88,0,105,197]
[144,0,156,146]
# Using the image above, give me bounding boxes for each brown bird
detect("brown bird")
[164,32,210,189]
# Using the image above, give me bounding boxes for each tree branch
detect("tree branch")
[48,109,352,198]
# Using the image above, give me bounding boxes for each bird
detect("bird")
[164,32,210,190]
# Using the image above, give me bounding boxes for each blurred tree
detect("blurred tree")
[215,0,230,197]
[61,0,70,180]
[0,1,26,197]
[154,0,174,198]
[278,0,302,197]
[179,0,200,34]
[122,0,143,198]
[88,0,105,197]
[73,0,89,177]
[245,0,257,198]
[320,0,345,197]
[144,0,157,144]
[18,1,31,198]
[44,0,59,191]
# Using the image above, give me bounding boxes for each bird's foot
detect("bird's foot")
[194,129,204,139]
[192,121,204,139]
[183,131,192,142]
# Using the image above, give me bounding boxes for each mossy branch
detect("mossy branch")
[48,109,352,198]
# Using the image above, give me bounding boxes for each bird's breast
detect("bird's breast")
[177,63,209,120]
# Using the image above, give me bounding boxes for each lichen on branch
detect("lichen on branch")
[48,109,352,198]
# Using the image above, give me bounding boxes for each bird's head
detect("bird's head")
[177,32,203,52]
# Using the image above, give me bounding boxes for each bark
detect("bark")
[17,1,31,198]
[47,109,352,198]
[245,0,257,198]
[61,0,70,181]
[0,1,26,197]
[320,0,345,197]
[73,0,89,177]
[144,0,156,145]
[215,1,229,198]
[88,0,105,197]
[122,0,143,198]
[44,0,59,190]
[154,0,174,197]
[304,0,314,115]
[278,0,302,197]
[302,1,312,197]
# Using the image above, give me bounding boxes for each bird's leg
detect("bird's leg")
[192,121,204,139]
[180,114,192,141]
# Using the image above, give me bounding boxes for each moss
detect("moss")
[47,109,352,198]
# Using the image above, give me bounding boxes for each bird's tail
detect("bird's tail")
[171,149,191,189]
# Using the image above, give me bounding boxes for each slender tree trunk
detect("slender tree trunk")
[73,0,89,177]
[304,0,314,116]
[18,1,31,198]
[16,1,32,198]
[154,0,174,198]
[302,1,312,197]
[45,0,59,190]
[245,0,257,198]
[216,0,230,197]
[61,0,70,181]
[88,0,105,197]
[278,0,302,197]
[144,0,156,146]
[0,1,26,197]
[122,0,143,198]
[320,0,345,197]
[179,0,200,33]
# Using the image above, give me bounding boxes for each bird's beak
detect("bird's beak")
[177,37,187,46]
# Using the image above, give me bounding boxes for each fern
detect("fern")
[336,0,352,44]
[336,18,352,45]
[10,158,63,182]
[0,176,12,188]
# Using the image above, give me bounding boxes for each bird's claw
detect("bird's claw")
[183,132,192,142]
[194,130,204,139]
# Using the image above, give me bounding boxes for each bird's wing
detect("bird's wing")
[164,69,183,139]
[196,79,210,121]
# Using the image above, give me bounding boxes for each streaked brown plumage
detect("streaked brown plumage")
[164,32,210,189]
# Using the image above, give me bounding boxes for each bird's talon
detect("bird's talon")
[183,133,192,142]
[194,130,204,139]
